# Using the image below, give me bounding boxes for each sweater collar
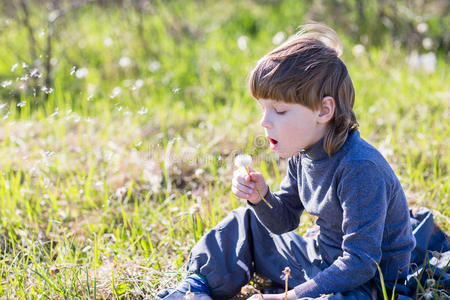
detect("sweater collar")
[300,136,328,161]
[299,130,359,161]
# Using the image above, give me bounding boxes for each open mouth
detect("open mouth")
[267,137,278,145]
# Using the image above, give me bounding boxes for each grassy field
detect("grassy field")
[0,0,449,298]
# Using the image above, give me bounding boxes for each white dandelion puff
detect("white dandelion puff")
[148,60,161,72]
[110,87,122,98]
[119,57,131,67]
[234,154,252,168]
[103,37,113,47]
[417,23,428,33]
[352,44,365,57]
[422,38,433,50]
[237,36,248,51]
[272,31,286,45]
[75,68,88,78]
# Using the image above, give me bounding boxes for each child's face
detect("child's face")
[258,99,326,158]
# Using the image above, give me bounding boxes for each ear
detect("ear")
[317,96,335,124]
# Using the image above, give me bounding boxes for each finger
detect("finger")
[236,182,254,195]
[237,177,255,188]
[232,186,250,199]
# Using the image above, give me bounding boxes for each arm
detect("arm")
[294,161,388,298]
[250,156,304,234]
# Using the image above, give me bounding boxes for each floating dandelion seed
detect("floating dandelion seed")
[11,63,18,72]
[87,94,94,101]
[234,154,273,209]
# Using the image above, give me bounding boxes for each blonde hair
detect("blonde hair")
[249,24,358,156]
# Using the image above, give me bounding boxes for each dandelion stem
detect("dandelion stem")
[244,167,273,209]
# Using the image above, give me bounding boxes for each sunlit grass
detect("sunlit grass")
[0,0,448,298]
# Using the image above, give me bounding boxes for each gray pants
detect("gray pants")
[186,208,376,300]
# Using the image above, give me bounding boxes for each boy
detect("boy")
[158,24,416,299]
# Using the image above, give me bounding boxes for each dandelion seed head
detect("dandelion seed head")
[234,154,252,168]
[75,67,88,78]
[135,79,144,89]
[422,37,433,50]
[272,31,286,45]
[237,35,248,51]
[417,23,428,33]
[148,60,161,72]
[352,44,365,57]
[110,87,122,98]
[103,37,113,47]
[119,57,131,67]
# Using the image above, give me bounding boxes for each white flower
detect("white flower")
[234,154,252,168]
[237,36,248,51]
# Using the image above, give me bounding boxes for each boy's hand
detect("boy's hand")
[232,167,268,205]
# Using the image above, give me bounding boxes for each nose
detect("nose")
[260,112,273,129]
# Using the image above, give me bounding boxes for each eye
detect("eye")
[275,110,287,115]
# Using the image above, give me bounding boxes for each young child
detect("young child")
[157,24,416,300]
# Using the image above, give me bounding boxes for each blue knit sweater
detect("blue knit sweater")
[252,131,416,298]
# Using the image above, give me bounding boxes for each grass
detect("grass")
[0,0,449,298]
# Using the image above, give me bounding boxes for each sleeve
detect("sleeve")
[294,160,388,298]
[249,156,304,234]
